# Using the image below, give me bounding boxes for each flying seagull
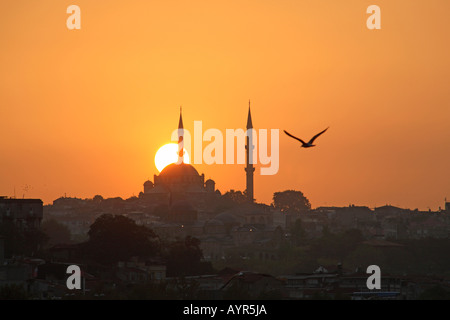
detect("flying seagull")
[284,127,329,148]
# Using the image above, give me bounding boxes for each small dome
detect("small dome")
[144,180,153,186]
[159,163,200,177]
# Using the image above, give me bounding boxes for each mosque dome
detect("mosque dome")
[156,162,204,190]
[159,162,200,178]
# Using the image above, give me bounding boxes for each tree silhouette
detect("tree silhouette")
[272,190,311,213]
[222,190,247,205]
[82,214,159,265]
[213,190,248,213]
[92,195,103,203]
[165,236,213,277]
[41,219,71,246]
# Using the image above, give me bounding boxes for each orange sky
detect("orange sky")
[1,1,449,210]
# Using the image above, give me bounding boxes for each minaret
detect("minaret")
[245,100,255,203]
[177,107,184,164]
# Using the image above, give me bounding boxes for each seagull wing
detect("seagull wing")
[308,127,329,144]
[284,130,306,144]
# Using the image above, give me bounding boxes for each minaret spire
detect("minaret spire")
[178,106,184,130]
[247,100,253,129]
[177,106,184,163]
[245,100,255,203]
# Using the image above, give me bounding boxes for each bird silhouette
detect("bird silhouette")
[284,127,329,148]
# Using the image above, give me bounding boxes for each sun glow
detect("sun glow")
[154,143,190,172]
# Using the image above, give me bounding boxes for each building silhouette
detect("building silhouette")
[136,105,275,246]
[0,197,43,229]
[139,108,218,222]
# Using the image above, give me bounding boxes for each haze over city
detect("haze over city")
[1,1,449,210]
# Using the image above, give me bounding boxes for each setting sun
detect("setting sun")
[154,143,190,172]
